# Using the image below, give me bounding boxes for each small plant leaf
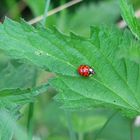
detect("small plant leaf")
[120,0,140,39]
[0,58,37,89]
[0,73,49,140]
[0,109,28,140]
[117,29,140,64]
[0,83,49,108]
[119,0,140,65]
[0,18,140,117]
[67,0,120,36]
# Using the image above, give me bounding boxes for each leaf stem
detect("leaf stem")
[27,103,34,140]
[58,0,67,30]
[130,119,134,140]
[78,132,84,140]
[42,0,51,27]
[27,69,38,140]
[28,0,82,25]
[65,111,77,140]
[94,111,118,140]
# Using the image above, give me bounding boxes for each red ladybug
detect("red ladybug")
[77,65,95,77]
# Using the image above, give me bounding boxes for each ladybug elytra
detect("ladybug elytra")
[77,65,95,77]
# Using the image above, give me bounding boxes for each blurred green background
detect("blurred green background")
[1,0,140,140]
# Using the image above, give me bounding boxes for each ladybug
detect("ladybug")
[77,65,95,77]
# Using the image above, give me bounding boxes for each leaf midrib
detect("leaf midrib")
[49,33,140,111]
[2,27,75,72]
[57,77,140,113]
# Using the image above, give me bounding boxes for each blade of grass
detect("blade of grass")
[42,0,51,27]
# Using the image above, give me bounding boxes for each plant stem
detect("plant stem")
[27,69,38,140]
[78,132,84,140]
[130,120,134,140]
[28,0,82,25]
[94,111,118,140]
[58,0,67,30]
[42,0,51,27]
[27,103,34,140]
[65,111,77,140]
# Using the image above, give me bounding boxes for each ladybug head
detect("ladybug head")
[89,68,95,76]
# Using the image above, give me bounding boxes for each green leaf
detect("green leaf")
[0,55,37,89]
[0,83,49,108]
[24,0,45,16]
[117,29,140,64]
[0,18,75,76]
[0,72,49,140]
[120,44,140,64]
[0,18,140,117]
[0,109,28,140]
[120,0,140,39]
[130,0,140,8]
[64,1,120,36]
[5,0,21,20]
[0,84,49,139]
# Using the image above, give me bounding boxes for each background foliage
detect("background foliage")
[0,0,140,140]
